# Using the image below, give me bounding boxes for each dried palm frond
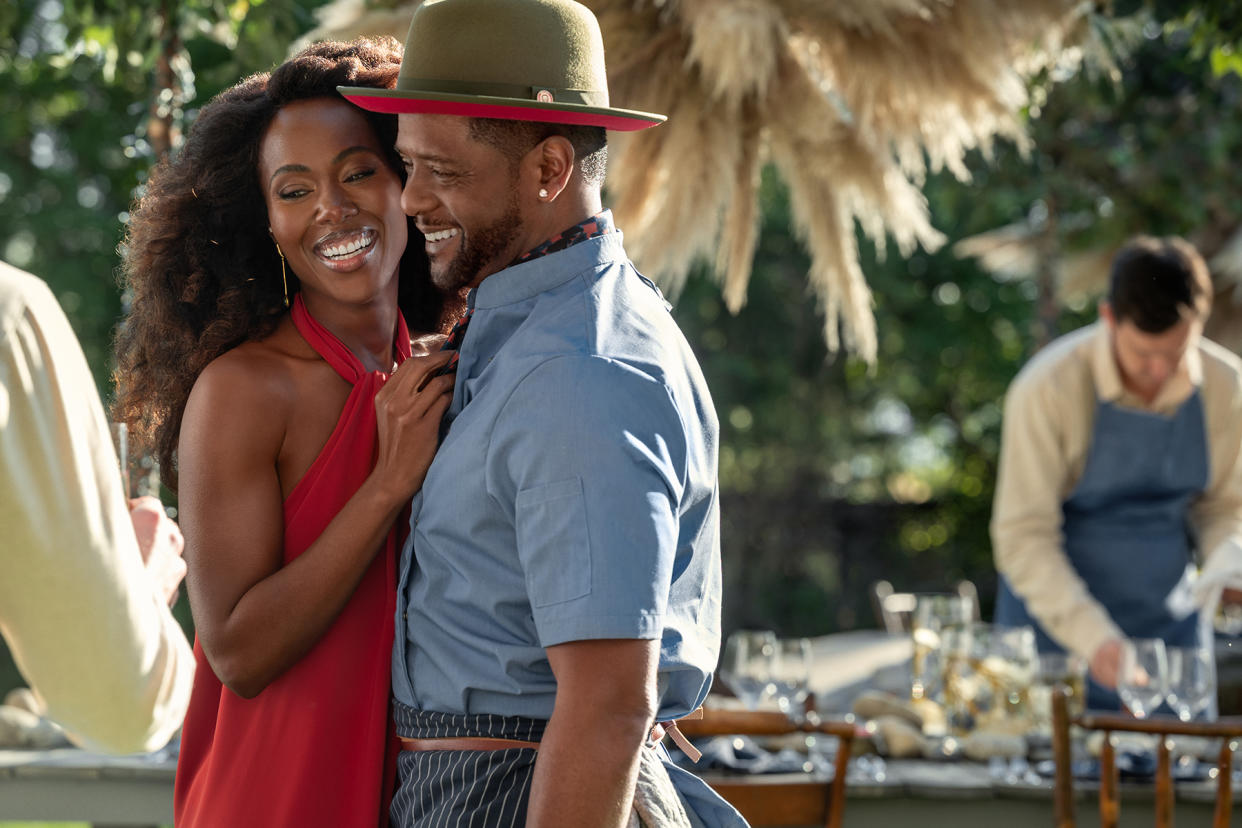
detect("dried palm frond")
[303,0,1093,360]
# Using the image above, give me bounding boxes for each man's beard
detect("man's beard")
[431,188,523,293]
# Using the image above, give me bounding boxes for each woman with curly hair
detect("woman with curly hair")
[114,38,459,827]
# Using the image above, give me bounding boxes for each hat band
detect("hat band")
[396,76,607,107]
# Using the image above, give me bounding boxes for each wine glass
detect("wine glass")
[110,421,131,496]
[718,630,777,709]
[1031,651,1088,730]
[1118,638,1168,718]
[986,625,1038,722]
[111,420,162,499]
[911,593,974,702]
[1166,644,1214,722]
[771,637,813,721]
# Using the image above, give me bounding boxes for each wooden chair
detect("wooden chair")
[1051,685,1242,828]
[869,579,980,633]
[674,706,858,828]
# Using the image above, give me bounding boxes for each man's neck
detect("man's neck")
[524,190,602,251]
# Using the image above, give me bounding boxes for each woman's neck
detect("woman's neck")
[299,293,399,373]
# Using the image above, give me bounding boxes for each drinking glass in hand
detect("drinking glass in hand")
[110,421,131,496]
[1118,638,1168,718]
[1166,644,1213,722]
[718,630,777,710]
[111,420,162,499]
[771,637,813,721]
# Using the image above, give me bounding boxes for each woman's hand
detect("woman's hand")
[371,350,456,507]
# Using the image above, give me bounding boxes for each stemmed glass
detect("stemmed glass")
[110,420,162,499]
[718,630,777,710]
[771,637,813,721]
[1166,644,1214,722]
[1118,638,1168,719]
[911,593,974,702]
[986,625,1038,722]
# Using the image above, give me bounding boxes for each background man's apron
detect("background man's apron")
[995,392,1209,710]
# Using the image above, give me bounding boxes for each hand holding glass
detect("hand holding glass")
[1117,638,1168,719]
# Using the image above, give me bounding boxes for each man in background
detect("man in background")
[0,259,193,753]
[993,235,1242,709]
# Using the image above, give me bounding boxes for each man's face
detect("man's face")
[1103,304,1201,402]
[395,114,527,293]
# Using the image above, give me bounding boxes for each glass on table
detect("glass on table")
[942,622,996,733]
[910,592,975,702]
[1166,644,1214,722]
[1118,638,1168,718]
[718,630,777,710]
[1032,651,1088,721]
[771,637,813,721]
[983,625,1038,722]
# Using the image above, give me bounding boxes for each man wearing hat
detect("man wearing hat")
[342,0,741,824]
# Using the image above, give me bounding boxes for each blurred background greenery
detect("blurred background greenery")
[2,0,1242,700]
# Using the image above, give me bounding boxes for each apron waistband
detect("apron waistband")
[394,704,704,758]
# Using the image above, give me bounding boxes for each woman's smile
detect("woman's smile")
[313,227,379,272]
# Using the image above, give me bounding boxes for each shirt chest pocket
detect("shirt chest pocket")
[515,477,593,607]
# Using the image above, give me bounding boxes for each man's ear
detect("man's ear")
[1099,300,1115,330]
[527,135,575,202]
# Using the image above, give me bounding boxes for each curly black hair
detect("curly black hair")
[114,38,455,489]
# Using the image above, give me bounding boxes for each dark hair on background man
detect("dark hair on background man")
[1107,235,1212,334]
[468,118,608,186]
[114,37,455,489]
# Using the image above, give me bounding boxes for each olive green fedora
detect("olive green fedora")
[339,0,665,131]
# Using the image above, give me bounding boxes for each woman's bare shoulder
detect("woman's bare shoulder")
[184,323,314,432]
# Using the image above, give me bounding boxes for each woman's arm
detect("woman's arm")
[178,349,453,698]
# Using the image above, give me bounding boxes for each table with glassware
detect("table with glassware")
[0,746,173,826]
[702,593,1235,827]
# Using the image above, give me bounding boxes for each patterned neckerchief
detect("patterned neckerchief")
[434,212,616,379]
[511,211,614,266]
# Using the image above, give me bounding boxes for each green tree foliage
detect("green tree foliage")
[2,1,1241,704]
[0,0,331,699]
[0,0,328,394]
[674,5,1242,638]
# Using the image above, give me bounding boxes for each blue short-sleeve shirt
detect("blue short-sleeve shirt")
[392,225,721,721]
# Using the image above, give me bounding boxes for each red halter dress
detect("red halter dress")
[175,295,409,827]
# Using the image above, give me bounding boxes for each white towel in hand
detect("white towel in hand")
[1192,538,1242,623]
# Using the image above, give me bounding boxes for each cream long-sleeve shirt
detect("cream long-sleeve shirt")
[991,321,1242,662]
[0,261,193,754]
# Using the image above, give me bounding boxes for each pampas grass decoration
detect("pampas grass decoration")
[303,0,1090,361]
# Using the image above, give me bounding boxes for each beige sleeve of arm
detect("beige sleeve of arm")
[990,372,1122,661]
[1193,369,1242,577]
[0,286,193,754]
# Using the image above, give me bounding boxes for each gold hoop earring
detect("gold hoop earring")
[274,242,290,307]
